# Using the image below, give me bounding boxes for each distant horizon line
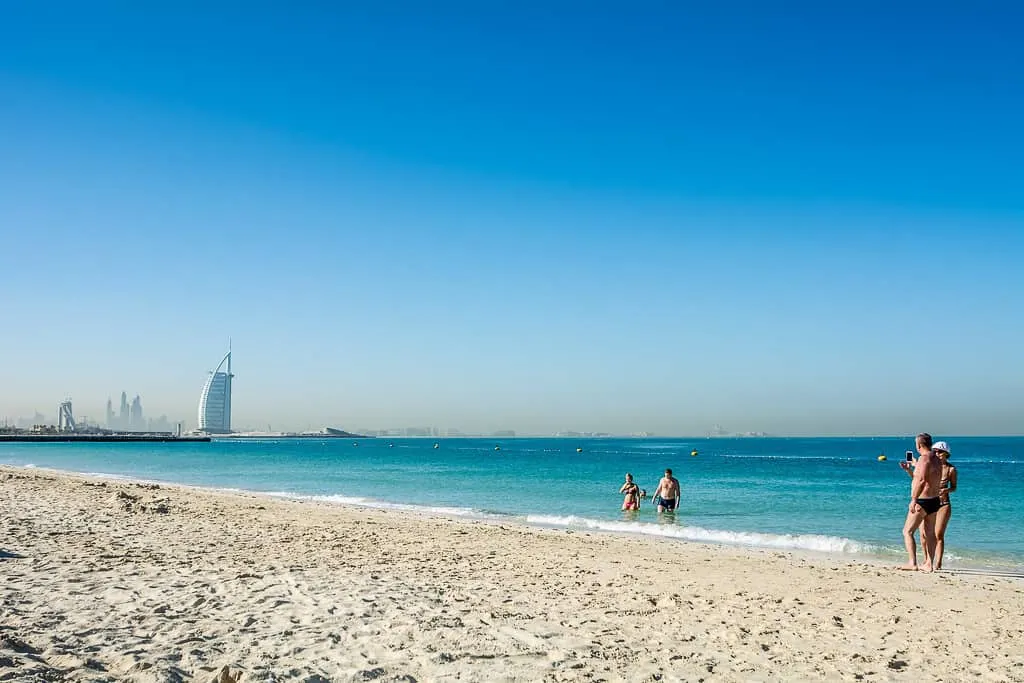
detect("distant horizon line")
[4,416,1022,440]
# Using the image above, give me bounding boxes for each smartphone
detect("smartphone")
[905,450,914,462]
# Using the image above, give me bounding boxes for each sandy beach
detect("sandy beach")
[1,466,1022,682]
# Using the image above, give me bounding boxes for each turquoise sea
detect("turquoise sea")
[3,437,1022,570]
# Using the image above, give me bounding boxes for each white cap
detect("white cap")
[932,441,950,454]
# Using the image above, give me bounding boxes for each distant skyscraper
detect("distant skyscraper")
[129,395,144,431]
[58,398,76,433]
[119,392,129,430]
[198,347,233,434]
[106,398,114,429]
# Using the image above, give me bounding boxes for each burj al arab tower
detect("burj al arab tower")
[198,346,233,434]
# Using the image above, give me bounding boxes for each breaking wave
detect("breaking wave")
[265,490,875,555]
[524,514,874,553]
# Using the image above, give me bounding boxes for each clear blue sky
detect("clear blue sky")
[1,2,1022,435]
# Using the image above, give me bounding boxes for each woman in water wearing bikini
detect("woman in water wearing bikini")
[932,441,957,570]
[620,473,641,511]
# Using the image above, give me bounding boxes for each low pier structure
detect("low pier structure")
[0,433,210,443]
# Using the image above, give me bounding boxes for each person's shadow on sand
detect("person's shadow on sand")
[0,549,25,559]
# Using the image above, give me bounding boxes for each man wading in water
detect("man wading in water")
[652,468,680,513]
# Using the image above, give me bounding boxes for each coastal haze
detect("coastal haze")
[2,5,1023,437]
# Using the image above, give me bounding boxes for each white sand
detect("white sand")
[2,466,1022,682]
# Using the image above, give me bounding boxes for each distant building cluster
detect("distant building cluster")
[8,412,47,430]
[355,427,517,438]
[106,392,143,431]
[705,424,770,438]
[104,392,175,433]
[356,427,450,438]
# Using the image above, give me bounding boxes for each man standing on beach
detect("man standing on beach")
[900,433,943,571]
[652,468,680,513]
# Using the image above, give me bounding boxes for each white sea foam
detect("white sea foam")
[83,471,134,480]
[523,514,873,554]
[264,491,481,518]
[263,490,874,555]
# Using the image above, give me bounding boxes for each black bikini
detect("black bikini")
[938,465,955,508]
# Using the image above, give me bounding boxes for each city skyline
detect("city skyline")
[2,395,177,435]
[105,391,146,432]
[1,6,1022,436]
[0,390,1014,439]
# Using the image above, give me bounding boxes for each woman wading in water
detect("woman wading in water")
[619,473,641,511]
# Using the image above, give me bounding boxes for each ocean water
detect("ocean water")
[3,437,1022,570]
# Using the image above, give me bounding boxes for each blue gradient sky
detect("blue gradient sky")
[1,3,1022,435]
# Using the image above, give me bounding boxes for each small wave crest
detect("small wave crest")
[523,514,872,554]
[253,492,871,554]
[265,491,482,518]
[83,471,134,480]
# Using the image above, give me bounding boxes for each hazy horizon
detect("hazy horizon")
[2,5,1022,437]
[3,356,1021,438]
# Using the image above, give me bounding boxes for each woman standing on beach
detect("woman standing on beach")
[932,441,957,570]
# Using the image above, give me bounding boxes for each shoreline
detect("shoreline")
[4,462,1022,574]
[12,463,885,566]
[3,466,1024,681]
